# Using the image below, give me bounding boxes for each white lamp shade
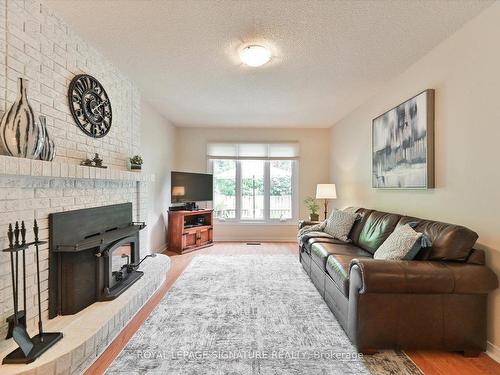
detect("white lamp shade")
[172,186,185,197]
[316,184,337,199]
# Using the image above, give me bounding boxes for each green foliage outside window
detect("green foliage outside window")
[213,159,292,196]
[215,177,291,196]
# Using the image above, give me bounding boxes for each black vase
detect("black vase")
[0,78,44,158]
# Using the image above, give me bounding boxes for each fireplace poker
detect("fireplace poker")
[11,221,34,355]
[7,224,16,324]
[21,221,27,331]
[34,220,44,342]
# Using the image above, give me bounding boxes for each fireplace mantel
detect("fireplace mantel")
[0,155,155,182]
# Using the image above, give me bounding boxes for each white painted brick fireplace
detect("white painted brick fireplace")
[0,156,169,375]
[0,155,154,338]
[0,1,170,373]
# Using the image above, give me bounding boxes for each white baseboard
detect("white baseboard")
[154,243,168,254]
[487,341,500,363]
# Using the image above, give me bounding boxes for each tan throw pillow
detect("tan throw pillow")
[323,209,358,242]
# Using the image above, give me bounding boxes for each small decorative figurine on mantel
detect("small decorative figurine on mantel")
[80,153,107,169]
[128,155,143,171]
[93,153,103,167]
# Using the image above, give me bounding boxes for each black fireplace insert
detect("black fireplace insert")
[48,203,146,317]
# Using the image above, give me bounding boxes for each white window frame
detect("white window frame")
[208,158,299,225]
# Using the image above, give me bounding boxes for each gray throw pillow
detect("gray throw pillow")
[374,224,430,260]
[323,209,358,242]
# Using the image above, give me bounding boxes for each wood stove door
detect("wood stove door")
[103,236,138,296]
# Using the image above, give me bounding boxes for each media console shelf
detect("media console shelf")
[167,209,213,254]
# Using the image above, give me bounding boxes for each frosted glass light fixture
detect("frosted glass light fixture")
[239,45,271,67]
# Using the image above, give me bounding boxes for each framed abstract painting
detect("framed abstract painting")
[372,89,435,189]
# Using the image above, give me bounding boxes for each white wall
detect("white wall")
[140,100,176,253]
[329,4,500,359]
[175,127,330,241]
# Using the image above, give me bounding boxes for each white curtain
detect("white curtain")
[207,142,299,160]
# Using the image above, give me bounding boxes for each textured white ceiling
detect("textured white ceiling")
[46,0,492,128]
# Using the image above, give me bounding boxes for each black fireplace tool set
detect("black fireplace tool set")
[2,220,63,364]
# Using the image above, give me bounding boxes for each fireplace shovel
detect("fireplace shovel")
[9,222,34,356]
[3,221,63,365]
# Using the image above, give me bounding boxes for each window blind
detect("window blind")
[207,142,300,160]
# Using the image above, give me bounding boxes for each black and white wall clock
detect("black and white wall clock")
[68,74,112,138]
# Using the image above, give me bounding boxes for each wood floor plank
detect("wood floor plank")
[407,351,500,375]
[85,242,500,375]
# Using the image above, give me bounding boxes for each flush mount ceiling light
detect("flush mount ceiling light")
[239,45,272,67]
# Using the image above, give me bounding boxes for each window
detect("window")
[213,159,236,219]
[240,160,265,220]
[208,143,299,223]
[270,160,293,220]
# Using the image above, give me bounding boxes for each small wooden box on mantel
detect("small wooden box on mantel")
[167,209,214,254]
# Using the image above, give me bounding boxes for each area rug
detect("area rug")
[106,255,423,374]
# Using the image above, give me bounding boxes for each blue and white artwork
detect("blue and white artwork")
[372,90,434,189]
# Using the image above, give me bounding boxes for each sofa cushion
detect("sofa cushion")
[357,211,401,254]
[298,230,332,249]
[302,236,347,255]
[326,253,371,297]
[398,216,478,261]
[349,208,373,245]
[310,242,371,270]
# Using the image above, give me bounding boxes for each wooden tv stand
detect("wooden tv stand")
[167,209,213,254]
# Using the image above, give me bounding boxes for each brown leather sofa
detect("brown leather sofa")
[299,208,498,356]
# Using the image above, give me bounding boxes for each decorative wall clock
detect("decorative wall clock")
[68,74,112,138]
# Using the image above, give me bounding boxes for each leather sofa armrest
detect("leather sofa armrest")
[349,258,498,295]
[298,220,321,229]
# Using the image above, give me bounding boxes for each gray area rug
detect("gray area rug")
[107,254,423,374]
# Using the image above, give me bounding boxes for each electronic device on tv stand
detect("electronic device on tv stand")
[184,202,197,211]
[169,203,186,211]
[168,202,199,211]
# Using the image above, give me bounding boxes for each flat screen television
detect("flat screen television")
[171,171,213,202]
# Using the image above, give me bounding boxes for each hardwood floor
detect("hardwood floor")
[406,351,500,375]
[86,242,500,375]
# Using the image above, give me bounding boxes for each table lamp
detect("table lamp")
[316,184,337,220]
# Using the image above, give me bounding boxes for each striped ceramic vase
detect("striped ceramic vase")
[38,115,55,161]
[0,78,44,159]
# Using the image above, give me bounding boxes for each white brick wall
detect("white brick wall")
[0,0,151,342]
[0,172,152,339]
[0,0,141,168]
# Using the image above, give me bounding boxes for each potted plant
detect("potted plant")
[304,196,320,221]
[129,155,143,170]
